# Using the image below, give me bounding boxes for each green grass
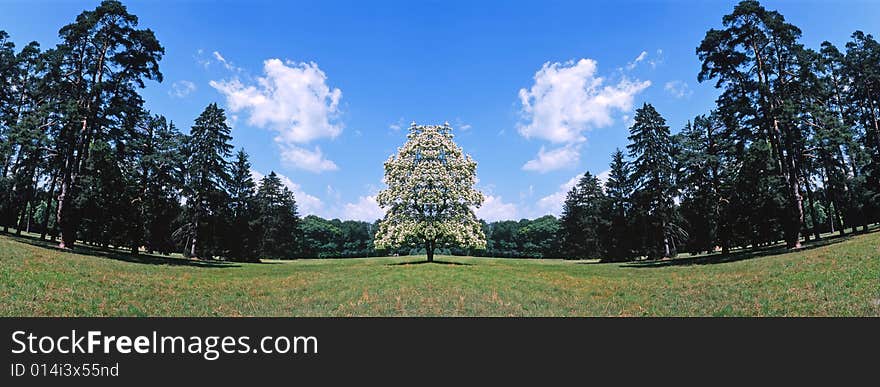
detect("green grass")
[1,230,878,316]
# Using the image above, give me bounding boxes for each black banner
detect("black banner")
[0,318,875,384]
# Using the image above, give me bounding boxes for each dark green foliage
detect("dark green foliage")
[0,0,878,264]
[52,0,165,248]
[730,142,789,247]
[225,149,258,261]
[675,113,738,255]
[180,103,233,258]
[559,172,608,259]
[472,216,561,258]
[299,215,379,258]
[601,149,634,261]
[136,116,185,254]
[627,104,683,258]
[254,172,300,259]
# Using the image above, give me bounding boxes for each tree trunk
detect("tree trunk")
[56,157,77,249]
[803,178,821,241]
[190,234,198,258]
[40,175,57,240]
[426,240,434,263]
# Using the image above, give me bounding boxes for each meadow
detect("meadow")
[1,230,877,317]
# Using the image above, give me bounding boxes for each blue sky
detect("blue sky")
[2,0,878,221]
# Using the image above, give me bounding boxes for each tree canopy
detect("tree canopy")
[374,122,486,262]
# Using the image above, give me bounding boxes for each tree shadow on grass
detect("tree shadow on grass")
[2,232,238,268]
[620,232,863,269]
[386,260,472,266]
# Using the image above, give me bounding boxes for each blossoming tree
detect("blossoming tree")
[374,122,487,262]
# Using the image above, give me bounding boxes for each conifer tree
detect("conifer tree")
[559,171,608,259]
[227,149,258,261]
[602,149,634,261]
[255,172,300,260]
[181,103,232,258]
[627,103,682,258]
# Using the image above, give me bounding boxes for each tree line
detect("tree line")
[1,0,877,262]
[0,1,384,261]
[558,0,879,261]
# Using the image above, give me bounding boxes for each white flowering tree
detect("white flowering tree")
[375,122,487,262]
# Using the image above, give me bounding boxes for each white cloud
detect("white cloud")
[531,170,611,216]
[211,58,343,172]
[249,169,324,216]
[459,124,472,131]
[536,175,580,216]
[280,145,338,173]
[522,144,581,173]
[474,195,518,222]
[169,80,196,98]
[520,58,651,143]
[212,51,240,72]
[517,58,650,173]
[626,51,647,70]
[342,195,385,222]
[664,80,693,99]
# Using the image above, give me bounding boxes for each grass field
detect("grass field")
[1,230,878,316]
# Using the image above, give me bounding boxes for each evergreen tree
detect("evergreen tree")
[181,103,232,258]
[676,113,736,255]
[697,0,809,248]
[842,32,880,230]
[731,142,789,247]
[226,149,258,261]
[52,0,164,248]
[602,149,634,261]
[136,115,184,254]
[255,172,300,260]
[627,103,682,258]
[559,171,608,259]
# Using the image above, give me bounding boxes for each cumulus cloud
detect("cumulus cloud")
[211,58,342,172]
[531,170,611,216]
[342,195,385,222]
[536,175,580,216]
[169,80,196,98]
[249,169,324,216]
[280,145,338,173]
[522,144,581,173]
[664,80,693,99]
[518,58,650,172]
[474,195,518,222]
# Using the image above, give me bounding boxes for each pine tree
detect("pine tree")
[697,0,809,248]
[842,31,880,230]
[676,113,737,255]
[226,149,258,261]
[602,149,634,261]
[136,115,184,254]
[627,103,682,258]
[52,0,164,248]
[255,172,300,260]
[181,103,232,259]
[559,171,608,259]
